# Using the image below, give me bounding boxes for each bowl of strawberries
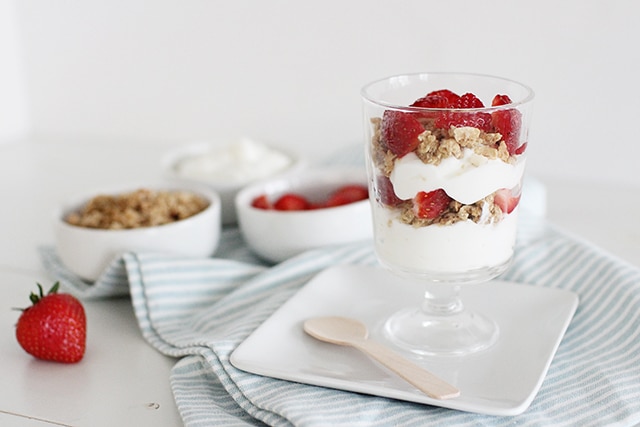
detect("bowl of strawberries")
[235,167,373,263]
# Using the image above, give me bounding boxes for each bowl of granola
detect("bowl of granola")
[54,184,221,281]
[235,167,373,263]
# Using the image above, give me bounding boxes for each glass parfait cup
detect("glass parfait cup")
[361,72,534,356]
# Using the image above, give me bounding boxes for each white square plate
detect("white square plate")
[230,265,578,416]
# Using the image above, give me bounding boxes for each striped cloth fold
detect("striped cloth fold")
[37,141,640,424]
[41,220,640,426]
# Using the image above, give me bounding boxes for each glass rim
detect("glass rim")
[360,71,535,111]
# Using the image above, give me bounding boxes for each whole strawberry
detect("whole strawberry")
[15,282,86,363]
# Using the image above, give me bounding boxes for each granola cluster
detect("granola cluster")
[395,195,503,227]
[66,188,209,230]
[371,119,510,226]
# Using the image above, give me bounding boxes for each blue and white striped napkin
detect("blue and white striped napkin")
[40,218,640,426]
[39,228,267,300]
[38,140,640,426]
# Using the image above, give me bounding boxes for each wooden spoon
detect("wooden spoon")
[303,316,460,400]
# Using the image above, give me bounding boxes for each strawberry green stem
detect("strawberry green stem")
[28,282,60,305]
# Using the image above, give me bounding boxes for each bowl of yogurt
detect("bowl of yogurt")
[163,137,304,225]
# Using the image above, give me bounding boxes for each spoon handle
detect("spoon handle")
[352,339,460,400]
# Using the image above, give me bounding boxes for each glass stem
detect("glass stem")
[421,284,464,316]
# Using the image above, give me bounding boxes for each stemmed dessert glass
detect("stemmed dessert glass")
[361,72,534,356]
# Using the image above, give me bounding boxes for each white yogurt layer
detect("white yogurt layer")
[372,205,518,273]
[390,150,525,204]
[175,138,293,185]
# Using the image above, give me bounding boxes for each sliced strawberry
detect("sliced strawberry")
[491,109,522,155]
[251,194,272,210]
[426,89,460,106]
[494,188,521,214]
[413,189,452,219]
[490,93,522,155]
[375,175,404,206]
[411,94,449,109]
[381,110,424,157]
[273,193,310,211]
[433,91,492,131]
[324,185,368,208]
[454,92,485,109]
[514,141,528,155]
[491,94,512,106]
[410,94,449,120]
[435,110,493,132]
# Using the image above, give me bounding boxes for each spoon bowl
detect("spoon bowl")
[304,316,369,345]
[303,316,460,400]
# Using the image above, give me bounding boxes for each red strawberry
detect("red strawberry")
[15,282,86,363]
[410,94,449,120]
[324,185,368,208]
[514,141,528,155]
[433,91,492,131]
[491,110,522,155]
[273,193,310,211]
[491,93,522,155]
[491,94,512,106]
[251,194,272,210]
[435,110,493,132]
[413,189,452,219]
[411,94,449,109]
[455,92,485,109]
[426,89,460,106]
[375,175,404,206]
[381,110,424,157]
[493,188,521,214]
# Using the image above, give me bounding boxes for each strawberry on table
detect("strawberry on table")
[15,282,86,363]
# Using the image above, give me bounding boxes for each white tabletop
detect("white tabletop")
[0,139,637,426]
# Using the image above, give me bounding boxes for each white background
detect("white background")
[0,3,638,425]
[1,0,639,188]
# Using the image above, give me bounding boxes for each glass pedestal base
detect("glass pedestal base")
[383,306,499,357]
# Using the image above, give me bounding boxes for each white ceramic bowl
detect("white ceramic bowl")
[54,184,222,282]
[235,167,373,263]
[163,139,304,225]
